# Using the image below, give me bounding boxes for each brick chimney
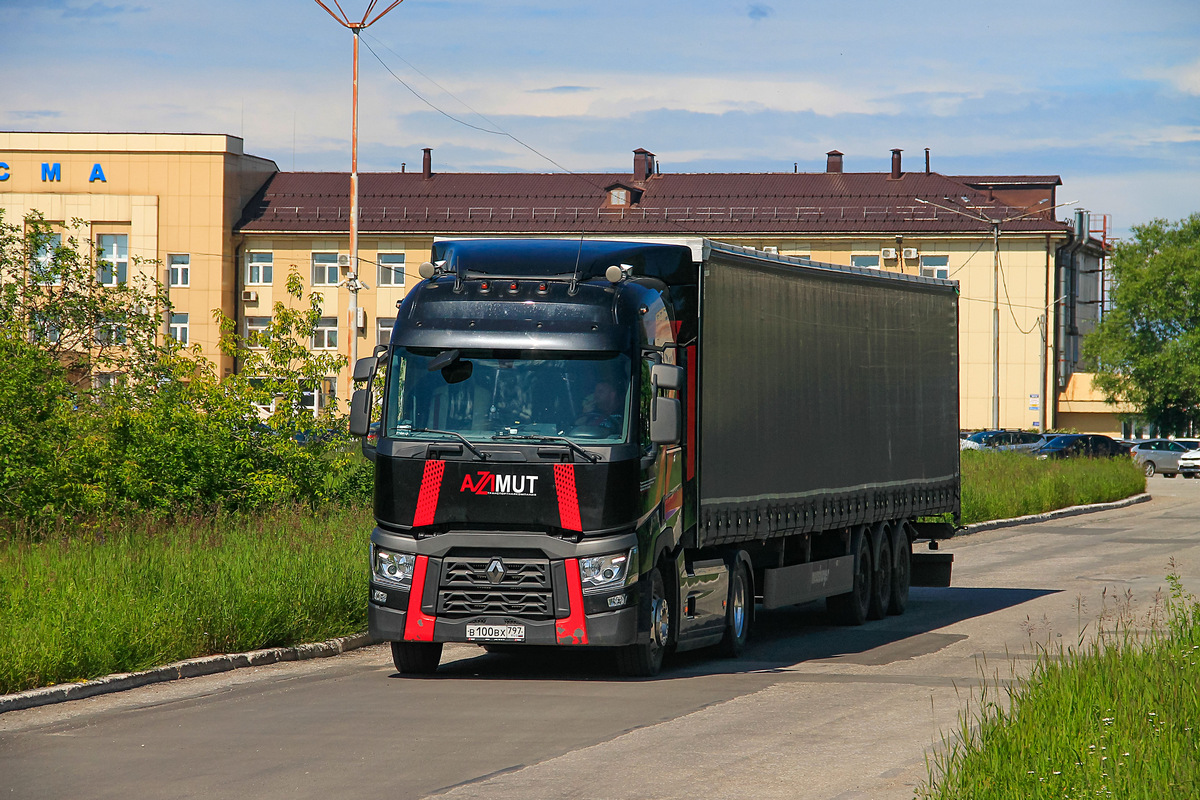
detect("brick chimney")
[633,148,656,180]
[826,150,844,174]
[890,148,902,179]
[422,147,433,180]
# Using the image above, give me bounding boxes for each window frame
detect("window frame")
[97,233,129,286]
[850,254,880,269]
[168,253,191,287]
[311,252,340,286]
[919,255,950,279]
[377,252,406,287]
[245,252,274,286]
[311,316,339,350]
[169,312,189,345]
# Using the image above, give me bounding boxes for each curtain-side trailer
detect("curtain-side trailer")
[350,238,960,676]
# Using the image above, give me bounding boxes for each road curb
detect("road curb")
[0,632,375,715]
[0,494,1154,715]
[956,492,1153,536]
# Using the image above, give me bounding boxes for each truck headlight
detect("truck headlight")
[372,546,415,587]
[579,546,638,595]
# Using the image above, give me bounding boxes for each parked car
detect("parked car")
[1033,434,1131,460]
[1176,449,1200,478]
[960,430,1047,453]
[1129,438,1200,477]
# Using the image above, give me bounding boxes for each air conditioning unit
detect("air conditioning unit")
[902,247,919,259]
[761,246,779,255]
[880,248,897,260]
[242,290,258,302]
[356,307,366,329]
[337,254,352,268]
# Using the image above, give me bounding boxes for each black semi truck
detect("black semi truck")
[349,238,960,676]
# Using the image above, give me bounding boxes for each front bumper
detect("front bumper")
[368,527,642,647]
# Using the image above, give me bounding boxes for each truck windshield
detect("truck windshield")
[385,348,632,444]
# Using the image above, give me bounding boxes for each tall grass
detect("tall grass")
[0,504,371,695]
[920,569,1200,798]
[960,450,1146,526]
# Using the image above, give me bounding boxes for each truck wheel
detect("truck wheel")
[616,567,670,677]
[1144,461,1156,477]
[868,532,892,620]
[827,528,872,626]
[889,527,912,616]
[717,559,752,658]
[391,641,443,675]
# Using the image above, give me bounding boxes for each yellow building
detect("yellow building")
[4,134,1117,433]
[0,132,276,377]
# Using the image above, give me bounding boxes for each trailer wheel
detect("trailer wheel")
[827,528,872,626]
[616,567,670,677]
[888,526,912,616]
[868,532,892,620]
[391,641,443,675]
[1144,461,1156,477]
[717,558,752,658]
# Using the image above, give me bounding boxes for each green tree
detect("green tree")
[1083,213,1200,434]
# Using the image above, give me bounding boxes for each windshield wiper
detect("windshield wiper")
[490,433,601,463]
[406,427,488,460]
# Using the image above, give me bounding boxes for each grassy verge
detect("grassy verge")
[960,450,1146,526]
[0,504,371,695]
[920,570,1200,798]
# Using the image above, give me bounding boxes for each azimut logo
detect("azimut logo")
[460,471,540,497]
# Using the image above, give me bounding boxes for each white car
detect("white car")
[960,430,1047,453]
[1175,448,1200,479]
[1130,438,1200,477]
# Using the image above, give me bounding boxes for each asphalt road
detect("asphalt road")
[3,476,1198,800]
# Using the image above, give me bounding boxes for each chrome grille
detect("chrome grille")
[437,555,553,619]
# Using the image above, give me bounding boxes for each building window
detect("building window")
[32,312,61,344]
[312,253,339,286]
[851,255,879,269]
[377,317,396,346]
[95,320,126,346]
[169,313,189,344]
[920,255,949,279]
[246,252,273,286]
[33,233,63,285]
[610,188,628,206]
[377,253,405,287]
[245,316,271,346]
[312,317,338,350]
[168,254,190,287]
[97,234,128,286]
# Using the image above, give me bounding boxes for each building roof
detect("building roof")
[236,167,1070,237]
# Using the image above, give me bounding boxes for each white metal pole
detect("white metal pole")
[347,26,361,405]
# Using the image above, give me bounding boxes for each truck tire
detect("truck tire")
[717,558,752,658]
[827,528,872,626]
[868,532,892,620]
[616,567,670,677]
[391,641,443,675]
[1144,461,1156,477]
[889,525,912,616]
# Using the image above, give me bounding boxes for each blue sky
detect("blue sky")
[4,0,1198,238]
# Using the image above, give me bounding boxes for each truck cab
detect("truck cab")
[351,239,696,675]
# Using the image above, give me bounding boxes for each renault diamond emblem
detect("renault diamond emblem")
[486,558,506,584]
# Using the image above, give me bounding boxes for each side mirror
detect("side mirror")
[651,363,684,392]
[353,356,379,383]
[650,396,681,444]
[349,388,371,437]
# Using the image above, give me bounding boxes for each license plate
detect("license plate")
[466,624,526,642]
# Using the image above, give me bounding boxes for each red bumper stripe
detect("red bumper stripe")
[412,460,445,527]
[403,556,437,642]
[556,558,589,645]
[553,463,582,532]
